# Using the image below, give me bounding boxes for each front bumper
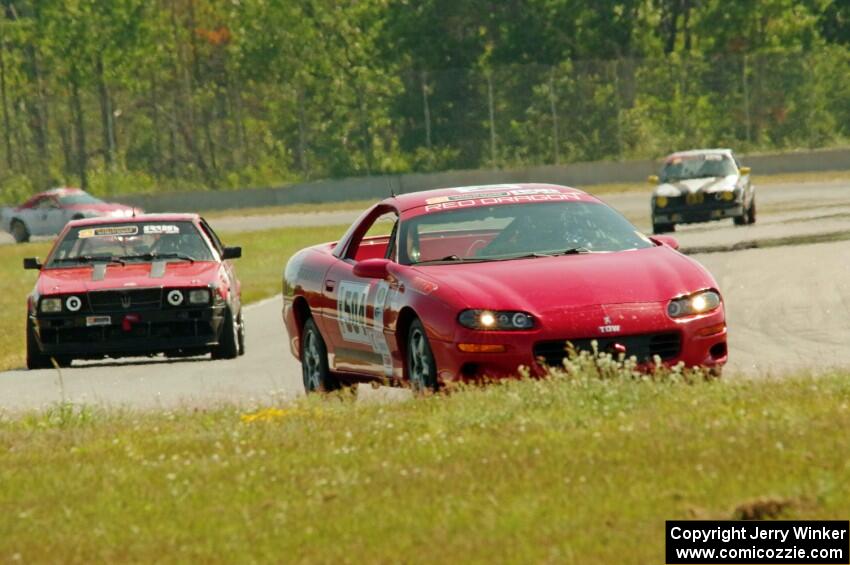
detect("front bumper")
[653,200,743,225]
[429,305,727,382]
[31,305,226,359]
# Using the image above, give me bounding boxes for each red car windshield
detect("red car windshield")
[399,201,652,265]
[57,192,103,206]
[47,221,215,267]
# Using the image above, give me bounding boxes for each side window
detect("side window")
[344,209,399,262]
[198,220,224,255]
[35,197,55,210]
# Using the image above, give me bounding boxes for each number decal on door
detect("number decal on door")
[338,281,371,344]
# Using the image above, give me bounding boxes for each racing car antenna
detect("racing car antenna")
[386,176,396,198]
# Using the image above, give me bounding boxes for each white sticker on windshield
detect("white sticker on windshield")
[143,225,180,234]
[79,226,138,238]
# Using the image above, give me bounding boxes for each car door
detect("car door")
[44,196,70,234]
[322,207,399,378]
[24,196,56,236]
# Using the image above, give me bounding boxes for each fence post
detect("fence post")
[742,54,751,145]
[549,67,559,165]
[486,70,497,167]
[421,70,432,152]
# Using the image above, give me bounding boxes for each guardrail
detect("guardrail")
[118,147,850,213]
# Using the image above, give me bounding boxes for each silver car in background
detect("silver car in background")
[648,148,755,234]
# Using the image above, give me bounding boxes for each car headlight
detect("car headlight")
[189,289,211,305]
[667,290,721,318]
[40,298,62,313]
[655,196,668,208]
[459,309,534,330]
[716,191,735,201]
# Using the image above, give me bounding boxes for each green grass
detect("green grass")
[201,199,374,219]
[0,374,848,562]
[0,225,349,371]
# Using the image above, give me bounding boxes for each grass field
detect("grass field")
[0,373,848,562]
[0,224,348,372]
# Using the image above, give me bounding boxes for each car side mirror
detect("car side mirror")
[353,258,390,279]
[23,257,42,270]
[650,235,679,250]
[647,174,659,184]
[739,166,751,175]
[221,246,242,260]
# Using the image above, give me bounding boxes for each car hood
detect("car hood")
[654,175,737,197]
[37,261,221,295]
[412,246,716,314]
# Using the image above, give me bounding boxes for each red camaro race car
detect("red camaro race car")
[24,214,244,369]
[282,184,728,393]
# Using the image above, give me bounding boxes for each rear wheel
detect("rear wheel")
[211,307,239,360]
[746,198,757,224]
[11,220,29,243]
[406,318,438,393]
[652,222,675,234]
[301,318,339,393]
[26,318,51,370]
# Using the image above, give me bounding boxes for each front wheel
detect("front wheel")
[406,318,438,393]
[652,222,675,234]
[26,318,52,370]
[301,318,339,393]
[211,307,239,360]
[11,220,29,243]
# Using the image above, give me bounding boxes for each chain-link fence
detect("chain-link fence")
[1,49,849,201]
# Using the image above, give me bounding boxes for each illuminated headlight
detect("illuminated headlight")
[65,296,82,312]
[40,298,62,313]
[188,289,211,305]
[459,309,535,330]
[166,289,184,306]
[667,290,721,318]
[716,191,735,201]
[655,196,669,208]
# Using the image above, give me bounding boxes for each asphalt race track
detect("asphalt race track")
[1,179,849,411]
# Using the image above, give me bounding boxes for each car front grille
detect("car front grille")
[533,332,682,366]
[88,288,163,312]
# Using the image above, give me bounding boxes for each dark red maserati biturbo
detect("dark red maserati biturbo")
[282,184,727,393]
[23,214,244,369]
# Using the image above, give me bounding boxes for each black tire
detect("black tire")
[211,307,239,360]
[237,312,246,356]
[733,214,747,226]
[300,318,339,393]
[406,318,438,393]
[652,222,674,234]
[26,318,52,370]
[11,220,29,243]
[746,198,757,224]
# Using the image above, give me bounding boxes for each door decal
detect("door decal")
[338,281,371,344]
[338,280,395,377]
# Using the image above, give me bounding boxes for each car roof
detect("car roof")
[66,213,200,229]
[41,187,86,197]
[666,148,733,160]
[386,183,596,212]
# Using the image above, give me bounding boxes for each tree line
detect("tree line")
[0,0,848,202]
